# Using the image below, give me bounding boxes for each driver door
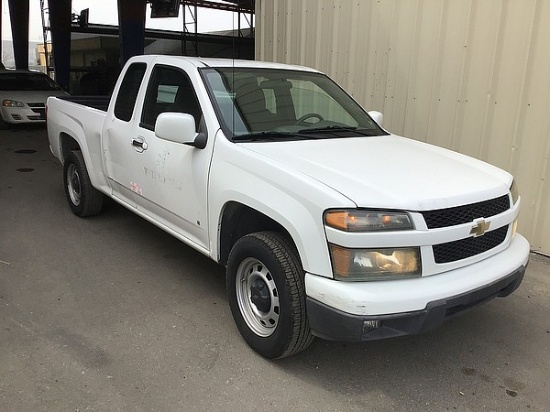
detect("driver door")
[127,64,211,250]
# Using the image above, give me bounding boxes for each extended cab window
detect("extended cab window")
[141,65,203,131]
[114,63,147,122]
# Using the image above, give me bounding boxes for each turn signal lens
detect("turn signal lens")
[325,210,413,232]
[511,219,518,238]
[510,180,520,205]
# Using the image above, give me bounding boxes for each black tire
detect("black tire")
[0,114,10,130]
[63,150,104,217]
[226,232,313,359]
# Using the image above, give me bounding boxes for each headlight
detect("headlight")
[329,244,421,281]
[324,210,413,232]
[2,99,25,107]
[510,180,520,205]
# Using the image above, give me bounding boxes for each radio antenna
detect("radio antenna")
[231,7,236,133]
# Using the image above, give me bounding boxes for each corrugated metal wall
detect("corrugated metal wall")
[256,0,550,255]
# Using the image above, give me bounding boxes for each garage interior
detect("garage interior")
[1,0,254,93]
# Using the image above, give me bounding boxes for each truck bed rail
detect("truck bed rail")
[58,95,111,112]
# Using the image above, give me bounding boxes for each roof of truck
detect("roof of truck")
[128,54,322,73]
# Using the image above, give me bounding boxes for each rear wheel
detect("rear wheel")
[226,232,313,358]
[63,151,104,217]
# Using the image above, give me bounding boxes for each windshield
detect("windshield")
[0,72,62,91]
[201,68,386,141]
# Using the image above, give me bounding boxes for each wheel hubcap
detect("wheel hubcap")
[250,279,271,312]
[67,164,81,206]
[236,257,280,337]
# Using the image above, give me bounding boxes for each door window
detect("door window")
[141,65,203,131]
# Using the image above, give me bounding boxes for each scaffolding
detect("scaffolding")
[182,1,198,56]
[170,0,255,56]
[39,0,254,92]
[40,0,255,59]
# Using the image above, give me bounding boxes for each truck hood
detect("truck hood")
[241,135,512,211]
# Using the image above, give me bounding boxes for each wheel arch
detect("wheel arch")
[60,132,82,161]
[218,201,295,266]
[56,129,109,194]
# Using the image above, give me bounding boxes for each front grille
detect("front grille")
[30,108,46,119]
[433,225,509,264]
[27,103,46,119]
[421,195,510,229]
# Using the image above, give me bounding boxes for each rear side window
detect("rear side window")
[114,63,147,122]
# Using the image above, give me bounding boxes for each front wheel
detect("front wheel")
[63,151,104,217]
[226,232,313,358]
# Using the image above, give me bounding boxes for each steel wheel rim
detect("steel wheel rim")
[67,163,81,206]
[236,257,280,337]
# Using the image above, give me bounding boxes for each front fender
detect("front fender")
[208,136,355,277]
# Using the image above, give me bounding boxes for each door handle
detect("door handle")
[131,138,148,150]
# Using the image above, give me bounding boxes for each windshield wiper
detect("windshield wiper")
[297,125,382,136]
[232,131,319,142]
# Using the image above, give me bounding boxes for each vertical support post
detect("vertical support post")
[183,2,198,56]
[118,0,147,65]
[48,0,71,90]
[193,3,198,56]
[40,0,51,76]
[7,0,29,70]
[0,0,3,64]
[183,2,187,56]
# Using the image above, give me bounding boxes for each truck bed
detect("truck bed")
[57,95,111,112]
[46,95,110,194]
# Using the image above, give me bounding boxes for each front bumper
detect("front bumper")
[305,234,530,341]
[1,106,46,124]
[307,264,525,341]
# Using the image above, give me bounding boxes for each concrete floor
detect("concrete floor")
[1,125,549,411]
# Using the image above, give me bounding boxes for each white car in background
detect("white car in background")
[0,70,68,129]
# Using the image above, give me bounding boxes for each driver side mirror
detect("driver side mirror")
[155,112,207,149]
[368,111,383,127]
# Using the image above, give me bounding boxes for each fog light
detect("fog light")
[363,320,382,333]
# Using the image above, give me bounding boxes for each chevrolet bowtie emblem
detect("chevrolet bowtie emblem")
[470,219,491,237]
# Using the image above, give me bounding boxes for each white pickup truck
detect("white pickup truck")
[47,55,530,358]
